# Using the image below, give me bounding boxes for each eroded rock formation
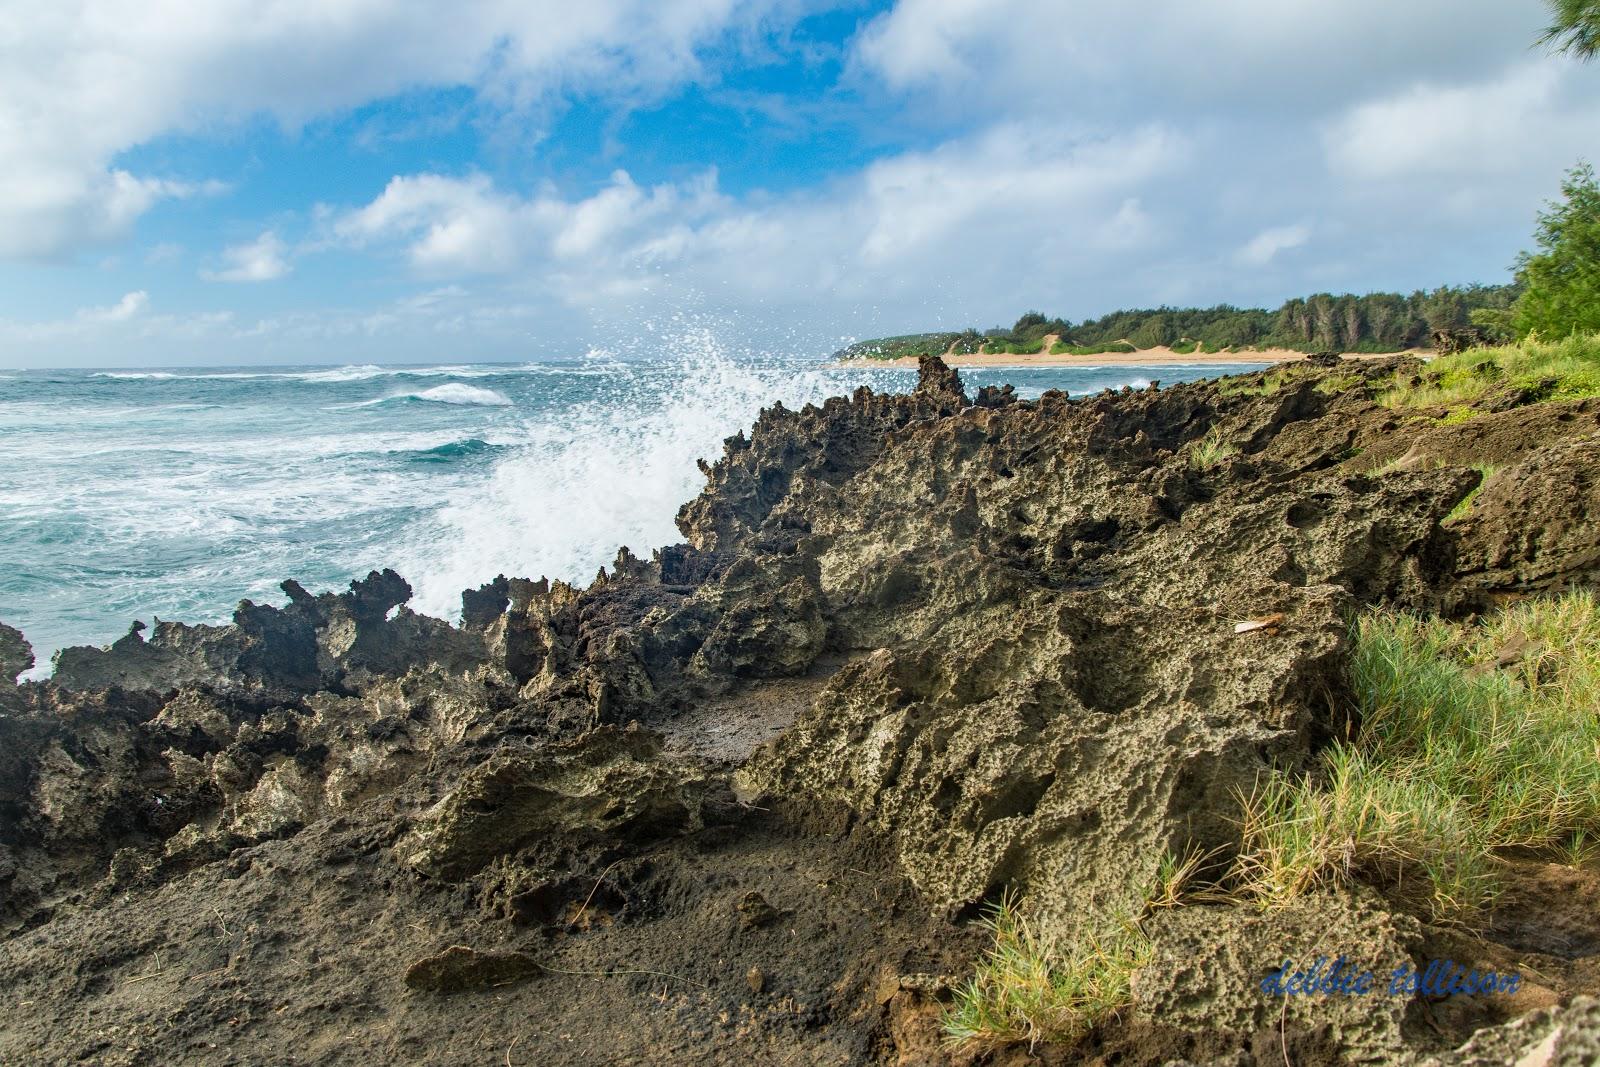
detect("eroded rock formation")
[1,356,1596,1065]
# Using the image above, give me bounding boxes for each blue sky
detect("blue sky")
[2,0,1596,367]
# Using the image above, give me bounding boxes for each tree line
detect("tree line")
[840,285,1519,360]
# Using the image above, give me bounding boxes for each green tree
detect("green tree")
[1540,1,1600,59]
[1420,286,1469,331]
[1514,162,1600,338]
[1129,314,1173,349]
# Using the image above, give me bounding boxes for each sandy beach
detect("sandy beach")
[832,345,1426,369]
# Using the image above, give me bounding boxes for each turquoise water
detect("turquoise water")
[0,352,1265,676]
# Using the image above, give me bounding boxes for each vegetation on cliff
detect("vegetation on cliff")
[1377,332,1600,414]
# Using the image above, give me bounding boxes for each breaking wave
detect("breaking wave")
[392,336,885,619]
[374,384,513,407]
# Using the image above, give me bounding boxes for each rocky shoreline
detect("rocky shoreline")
[2,355,1597,1065]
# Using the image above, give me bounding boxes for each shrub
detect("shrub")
[984,338,1047,355]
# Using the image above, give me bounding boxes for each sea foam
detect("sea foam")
[376,383,514,407]
[392,336,871,620]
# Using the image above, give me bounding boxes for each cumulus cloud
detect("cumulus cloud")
[0,0,793,260]
[331,122,1183,315]
[1322,62,1600,183]
[0,168,225,261]
[80,291,150,323]
[1237,224,1311,267]
[334,170,728,275]
[9,0,1600,365]
[841,0,1600,307]
[202,232,292,282]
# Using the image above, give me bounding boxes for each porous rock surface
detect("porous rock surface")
[0,356,1596,1065]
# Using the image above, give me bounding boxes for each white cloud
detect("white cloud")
[80,290,150,322]
[1237,223,1311,266]
[331,122,1183,313]
[1322,63,1596,182]
[0,0,792,260]
[0,283,559,367]
[8,0,1600,366]
[335,169,730,275]
[337,174,541,274]
[145,242,184,265]
[202,232,291,282]
[0,167,224,261]
[854,124,1178,263]
[838,0,1600,308]
[853,0,1541,119]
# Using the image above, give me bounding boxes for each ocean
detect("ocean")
[0,346,1266,678]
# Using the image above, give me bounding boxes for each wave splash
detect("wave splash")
[394,334,856,620]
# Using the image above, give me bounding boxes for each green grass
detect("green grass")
[1217,378,1277,398]
[1313,372,1363,395]
[943,897,1151,1050]
[1378,333,1600,411]
[1048,341,1140,356]
[1189,427,1240,468]
[983,338,1047,355]
[1218,364,1302,397]
[942,849,1215,1050]
[1444,464,1498,523]
[1218,363,1366,400]
[1234,591,1600,922]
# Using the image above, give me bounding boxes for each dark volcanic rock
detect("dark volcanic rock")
[1451,438,1600,604]
[1,356,1597,1065]
[404,945,541,993]
[398,726,717,881]
[0,622,32,687]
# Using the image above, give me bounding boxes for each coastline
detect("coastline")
[4,353,1598,1065]
[829,345,1427,369]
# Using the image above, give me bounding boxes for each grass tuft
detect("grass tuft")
[943,896,1151,1050]
[943,847,1221,1050]
[1189,427,1240,468]
[1234,591,1600,922]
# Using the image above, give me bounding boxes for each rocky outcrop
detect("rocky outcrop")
[1,354,1597,1065]
[398,726,724,880]
[1451,438,1600,602]
[0,622,31,688]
